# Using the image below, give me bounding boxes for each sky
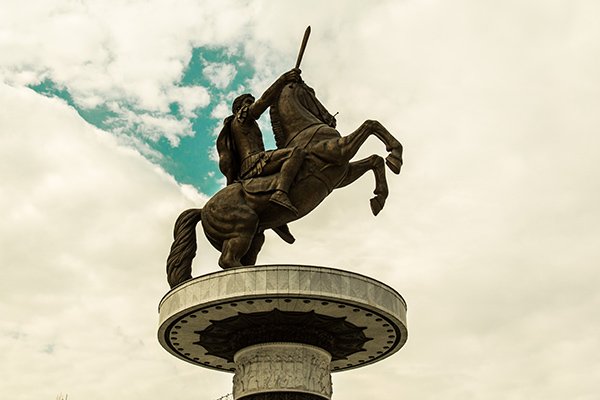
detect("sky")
[1,0,599,399]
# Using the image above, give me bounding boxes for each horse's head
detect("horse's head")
[290,81,337,128]
[271,81,337,148]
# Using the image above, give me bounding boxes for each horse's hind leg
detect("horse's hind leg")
[240,231,265,266]
[219,234,255,269]
[337,155,389,215]
[218,211,260,269]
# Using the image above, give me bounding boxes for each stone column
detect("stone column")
[232,343,332,400]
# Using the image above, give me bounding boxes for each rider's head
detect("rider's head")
[232,94,255,114]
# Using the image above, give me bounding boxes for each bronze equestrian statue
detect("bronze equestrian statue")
[217,68,304,245]
[165,69,403,288]
[217,68,305,216]
[165,27,402,288]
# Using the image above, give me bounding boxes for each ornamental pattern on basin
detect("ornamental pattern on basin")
[233,343,332,400]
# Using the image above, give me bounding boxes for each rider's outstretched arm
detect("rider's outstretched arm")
[249,68,300,119]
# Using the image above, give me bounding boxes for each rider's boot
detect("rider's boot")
[270,147,305,215]
[270,190,298,215]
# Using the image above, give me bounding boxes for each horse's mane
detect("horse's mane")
[270,94,286,149]
[270,81,326,149]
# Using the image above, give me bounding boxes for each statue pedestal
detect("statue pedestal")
[158,265,407,400]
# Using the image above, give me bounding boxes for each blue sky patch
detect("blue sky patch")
[28,46,264,196]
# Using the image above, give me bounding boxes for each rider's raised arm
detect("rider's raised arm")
[249,68,300,119]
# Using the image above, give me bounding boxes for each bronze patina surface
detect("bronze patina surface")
[165,70,402,288]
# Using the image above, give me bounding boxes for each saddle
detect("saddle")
[239,176,295,244]
[240,175,279,194]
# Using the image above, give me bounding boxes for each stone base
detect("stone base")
[233,343,331,400]
[158,265,408,399]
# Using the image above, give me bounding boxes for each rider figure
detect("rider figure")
[217,68,305,216]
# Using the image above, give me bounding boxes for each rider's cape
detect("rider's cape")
[216,116,239,185]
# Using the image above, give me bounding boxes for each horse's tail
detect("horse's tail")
[166,208,202,289]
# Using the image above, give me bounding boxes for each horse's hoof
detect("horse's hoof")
[385,153,402,175]
[370,196,385,216]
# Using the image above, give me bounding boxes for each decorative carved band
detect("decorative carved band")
[233,343,332,400]
[240,393,325,400]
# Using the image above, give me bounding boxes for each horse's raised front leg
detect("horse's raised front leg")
[312,120,403,174]
[337,155,389,216]
[354,120,403,174]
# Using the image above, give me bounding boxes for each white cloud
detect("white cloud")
[202,62,237,89]
[2,1,600,399]
[104,105,194,146]
[210,100,231,120]
[168,85,211,118]
[0,83,221,400]
[0,0,246,147]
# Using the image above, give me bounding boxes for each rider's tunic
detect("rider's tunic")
[232,105,290,180]
[240,151,273,179]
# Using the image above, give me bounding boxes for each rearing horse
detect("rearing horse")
[166,81,403,288]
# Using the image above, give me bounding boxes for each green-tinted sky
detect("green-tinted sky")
[30,46,260,195]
